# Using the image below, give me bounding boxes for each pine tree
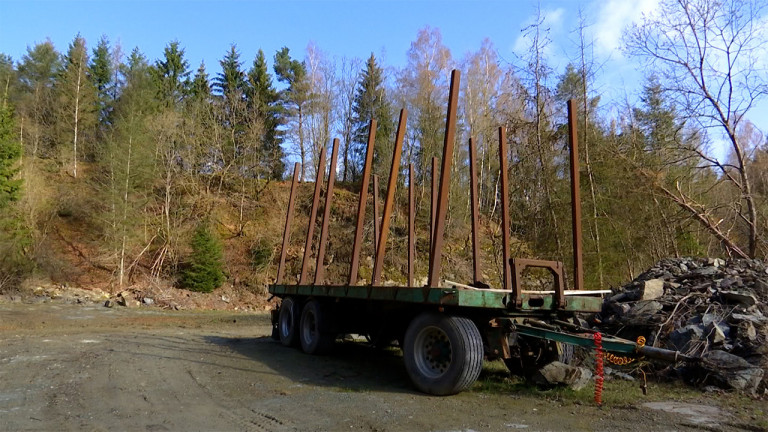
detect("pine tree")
[274,47,310,180]
[351,53,393,180]
[247,49,284,179]
[180,223,225,293]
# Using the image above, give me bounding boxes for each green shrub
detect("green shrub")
[249,238,273,271]
[179,223,225,293]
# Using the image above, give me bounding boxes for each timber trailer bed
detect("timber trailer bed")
[268,70,691,396]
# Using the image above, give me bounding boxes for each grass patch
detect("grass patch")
[472,360,712,407]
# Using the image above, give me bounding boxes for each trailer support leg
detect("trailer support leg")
[427,70,460,290]
[372,109,407,285]
[314,138,340,284]
[299,148,326,285]
[349,120,377,286]
[276,162,300,284]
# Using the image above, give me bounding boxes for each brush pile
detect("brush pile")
[598,257,768,395]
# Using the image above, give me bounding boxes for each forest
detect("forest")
[0,0,766,298]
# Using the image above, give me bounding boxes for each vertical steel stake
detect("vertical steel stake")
[373,174,380,252]
[299,148,326,285]
[468,137,482,285]
[408,163,415,287]
[430,156,437,253]
[567,100,583,292]
[315,138,340,285]
[427,70,460,289]
[276,162,300,284]
[349,120,377,286]
[498,127,512,294]
[372,109,407,285]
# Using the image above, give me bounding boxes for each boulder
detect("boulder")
[641,279,665,300]
[706,322,729,344]
[719,291,757,307]
[692,266,720,277]
[630,300,663,316]
[532,361,593,390]
[669,324,705,351]
[700,350,764,394]
[707,258,726,267]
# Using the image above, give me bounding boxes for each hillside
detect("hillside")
[9,158,520,310]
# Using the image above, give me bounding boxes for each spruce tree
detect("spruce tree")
[16,41,61,158]
[180,223,225,293]
[351,53,393,180]
[213,45,245,97]
[151,41,191,108]
[90,35,114,127]
[247,49,284,179]
[190,61,211,101]
[0,54,15,107]
[0,104,21,208]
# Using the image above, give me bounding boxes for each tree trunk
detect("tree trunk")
[72,54,83,179]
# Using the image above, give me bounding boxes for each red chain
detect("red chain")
[594,332,604,406]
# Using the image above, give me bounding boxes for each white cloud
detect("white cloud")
[591,0,661,58]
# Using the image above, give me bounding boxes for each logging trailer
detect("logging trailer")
[268,70,691,396]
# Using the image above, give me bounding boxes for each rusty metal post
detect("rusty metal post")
[372,108,407,285]
[314,138,340,285]
[348,120,377,286]
[498,127,512,294]
[430,156,437,252]
[468,138,482,285]
[298,148,326,285]
[427,70,460,289]
[373,174,380,251]
[567,100,583,292]
[408,163,415,287]
[276,162,300,284]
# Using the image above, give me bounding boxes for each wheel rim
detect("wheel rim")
[280,303,293,337]
[301,309,317,345]
[413,325,452,378]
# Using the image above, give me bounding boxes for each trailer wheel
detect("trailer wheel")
[403,312,483,395]
[278,297,301,347]
[299,300,335,354]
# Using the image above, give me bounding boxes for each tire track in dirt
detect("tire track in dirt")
[185,358,296,432]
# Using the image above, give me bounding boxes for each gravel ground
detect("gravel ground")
[1,302,765,431]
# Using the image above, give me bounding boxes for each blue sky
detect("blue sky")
[1,0,765,161]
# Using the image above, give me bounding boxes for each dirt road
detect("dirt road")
[1,302,764,431]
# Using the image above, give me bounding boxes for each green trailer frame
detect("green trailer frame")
[266,71,690,396]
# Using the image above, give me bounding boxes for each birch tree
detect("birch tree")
[625,0,768,258]
[58,35,96,178]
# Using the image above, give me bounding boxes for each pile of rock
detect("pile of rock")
[598,257,767,394]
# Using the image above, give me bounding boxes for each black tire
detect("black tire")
[299,300,335,354]
[403,312,484,395]
[278,297,301,347]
